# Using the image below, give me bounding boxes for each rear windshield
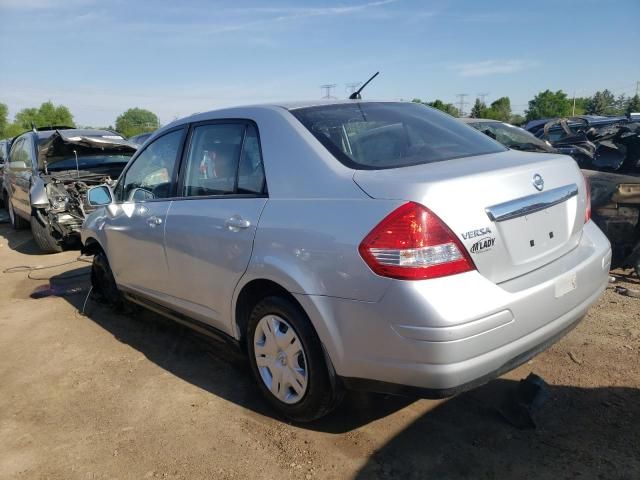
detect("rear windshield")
[291,102,506,170]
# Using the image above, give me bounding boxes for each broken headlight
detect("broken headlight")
[51,195,70,210]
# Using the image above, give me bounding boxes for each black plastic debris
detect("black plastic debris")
[497,373,550,429]
[31,283,88,299]
[614,285,640,298]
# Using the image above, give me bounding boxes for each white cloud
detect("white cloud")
[452,59,539,77]
[0,0,94,9]
[226,0,398,18]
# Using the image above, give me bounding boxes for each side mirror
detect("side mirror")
[88,185,114,206]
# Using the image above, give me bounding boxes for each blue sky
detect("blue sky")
[1,0,639,126]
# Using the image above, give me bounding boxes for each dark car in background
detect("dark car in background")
[3,127,137,252]
[461,118,555,154]
[0,138,11,203]
[525,115,640,173]
[128,132,154,146]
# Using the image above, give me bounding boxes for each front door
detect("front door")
[164,122,268,333]
[102,128,186,299]
[7,137,34,217]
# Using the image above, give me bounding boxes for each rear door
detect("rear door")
[102,127,186,298]
[163,121,267,333]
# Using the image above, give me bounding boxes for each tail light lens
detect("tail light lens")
[583,173,591,223]
[359,202,476,280]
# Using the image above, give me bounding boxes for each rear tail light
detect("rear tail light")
[583,173,591,223]
[359,202,476,280]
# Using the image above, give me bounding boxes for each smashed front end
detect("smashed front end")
[33,130,136,243]
[538,117,640,173]
[585,170,640,275]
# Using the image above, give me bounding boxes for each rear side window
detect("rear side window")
[181,122,266,197]
[291,102,506,170]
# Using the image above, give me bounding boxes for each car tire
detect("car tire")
[247,296,341,422]
[8,197,29,230]
[30,213,64,253]
[91,250,126,305]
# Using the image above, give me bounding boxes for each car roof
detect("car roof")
[21,128,124,142]
[164,99,406,129]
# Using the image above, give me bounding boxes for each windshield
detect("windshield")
[47,154,133,171]
[469,121,553,153]
[291,102,506,170]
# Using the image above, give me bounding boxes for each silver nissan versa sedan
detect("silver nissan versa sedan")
[81,101,611,421]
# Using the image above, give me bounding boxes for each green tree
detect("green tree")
[509,114,525,126]
[4,123,25,138]
[613,94,628,115]
[470,98,488,118]
[14,101,74,129]
[586,90,616,115]
[485,97,512,122]
[0,102,8,138]
[115,108,160,138]
[412,98,460,117]
[626,94,640,115]
[570,97,589,116]
[525,90,572,121]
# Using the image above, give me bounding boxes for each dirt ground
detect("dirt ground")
[0,221,638,480]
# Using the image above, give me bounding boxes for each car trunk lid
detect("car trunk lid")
[353,150,588,284]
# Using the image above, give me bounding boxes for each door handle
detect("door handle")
[147,215,163,227]
[225,216,250,232]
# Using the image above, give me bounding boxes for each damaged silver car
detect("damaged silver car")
[3,127,137,253]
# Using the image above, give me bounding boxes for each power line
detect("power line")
[320,84,337,99]
[477,92,489,104]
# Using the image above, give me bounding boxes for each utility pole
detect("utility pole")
[346,82,361,96]
[572,90,576,116]
[320,84,337,99]
[456,93,469,117]
[477,92,489,104]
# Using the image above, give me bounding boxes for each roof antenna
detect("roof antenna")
[349,71,380,100]
[73,149,80,178]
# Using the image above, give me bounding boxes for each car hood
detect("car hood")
[38,130,137,170]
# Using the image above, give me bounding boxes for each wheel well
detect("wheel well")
[234,279,305,348]
[82,237,103,256]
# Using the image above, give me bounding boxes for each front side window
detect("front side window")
[291,102,506,170]
[9,137,32,170]
[115,128,184,202]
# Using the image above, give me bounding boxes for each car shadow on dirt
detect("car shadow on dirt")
[0,223,84,256]
[44,267,640,473]
[354,380,639,479]
[46,266,414,433]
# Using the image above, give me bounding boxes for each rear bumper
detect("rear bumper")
[295,221,611,394]
[340,310,584,398]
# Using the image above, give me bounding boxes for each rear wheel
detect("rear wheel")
[30,213,63,253]
[247,296,341,422]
